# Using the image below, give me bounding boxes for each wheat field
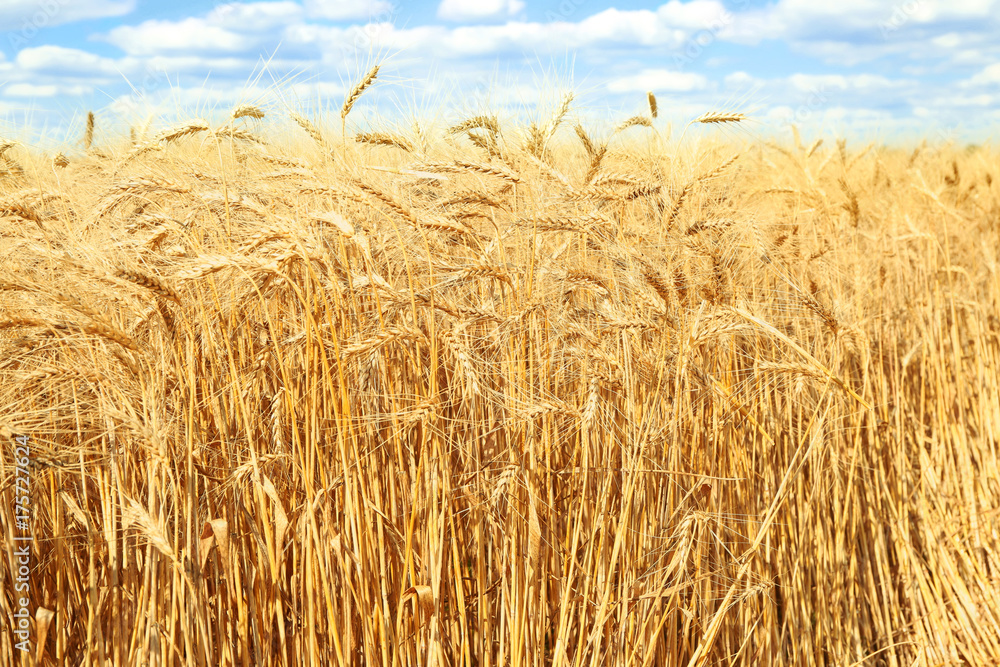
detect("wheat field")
[1,80,999,666]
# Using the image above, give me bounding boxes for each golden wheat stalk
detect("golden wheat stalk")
[83,111,95,151]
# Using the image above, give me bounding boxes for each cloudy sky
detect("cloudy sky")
[1,0,999,146]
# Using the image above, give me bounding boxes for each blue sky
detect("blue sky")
[1,0,999,146]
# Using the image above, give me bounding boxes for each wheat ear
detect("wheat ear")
[355,132,413,152]
[614,116,654,134]
[692,111,747,125]
[290,113,326,147]
[84,111,95,151]
[231,104,265,121]
[341,64,380,143]
[680,110,747,142]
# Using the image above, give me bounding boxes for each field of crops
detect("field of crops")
[1,75,999,665]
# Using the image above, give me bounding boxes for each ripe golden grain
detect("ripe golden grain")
[693,111,747,125]
[448,115,501,136]
[0,89,996,667]
[84,111,95,151]
[290,112,326,147]
[231,104,265,120]
[355,131,414,152]
[613,115,654,133]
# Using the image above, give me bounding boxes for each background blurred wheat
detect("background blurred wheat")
[1,83,998,666]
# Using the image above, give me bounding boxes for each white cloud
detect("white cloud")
[656,0,730,30]
[607,69,708,93]
[786,74,847,92]
[104,18,251,55]
[786,73,908,95]
[576,8,682,46]
[0,0,134,27]
[139,55,269,75]
[207,2,303,30]
[16,46,119,77]
[7,0,998,143]
[304,6,698,55]
[944,93,997,106]
[304,0,393,20]
[764,103,894,128]
[104,80,346,120]
[760,0,1000,34]
[438,0,525,22]
[287,81,346,99]
[4,83,93,97]
[722,0,1000,65]
[286,15,691,61]
[965,63,1000,86]
[753,73,917,114]
[931,33,965,49]
[445,23,549,55]
[724,71,758,88]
